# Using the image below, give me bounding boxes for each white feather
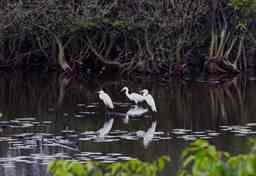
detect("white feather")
[122,87,144,104]
[141,89,157,112]
[144,94,157,112]
[98,90,114,109]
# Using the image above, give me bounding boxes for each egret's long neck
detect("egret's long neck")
[125,89,129,97]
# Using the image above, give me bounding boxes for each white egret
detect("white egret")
[140,89,157,112]
[124,105,148,124]
[97,118,114,138]
[121,87,144,104]
[97,90,114,109]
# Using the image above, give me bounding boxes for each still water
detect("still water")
[0,72,256,176]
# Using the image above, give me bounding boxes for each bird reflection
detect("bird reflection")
[143,121,157,147]
[136,121,157,148]
[124,105,148,124]
[96,118,114,139]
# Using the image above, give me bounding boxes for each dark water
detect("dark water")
[0,72,256,176]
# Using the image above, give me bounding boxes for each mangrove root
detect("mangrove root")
[204,57,240,75]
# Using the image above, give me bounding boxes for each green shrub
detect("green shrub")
[178,139,256,176]
[48,156,170,176]
[48,139,256,176]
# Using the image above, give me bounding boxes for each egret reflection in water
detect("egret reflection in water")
[143,121,157,147]
[124,105,148,124]
[96,118,114,139]
[136,121,157,148]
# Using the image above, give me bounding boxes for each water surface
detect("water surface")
[0,72,256,176]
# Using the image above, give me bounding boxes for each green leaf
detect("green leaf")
[183,156,195,167]
[69,162,85,176]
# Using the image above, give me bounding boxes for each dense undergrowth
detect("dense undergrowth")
[48,139,256,176]
[0,0,255,79]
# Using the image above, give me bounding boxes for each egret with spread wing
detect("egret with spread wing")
[140,89,157,112]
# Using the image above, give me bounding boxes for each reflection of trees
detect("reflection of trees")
[0,72,253,129]
[0,72,59,120]
[56,73,72,108]
[208,77,247,125]
[0,72,118,119]
[163,77,249,130]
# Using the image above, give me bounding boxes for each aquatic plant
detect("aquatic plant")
[48,156,170,176]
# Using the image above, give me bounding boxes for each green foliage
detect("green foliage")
[48,160,86,176]
[178,139,256,176]
[228,0,256,32]
[48,156,170,176]
[228,0,256,12]
[178,139,227,176]
[48,139,256,176]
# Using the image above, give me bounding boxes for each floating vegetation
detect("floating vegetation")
[77,104,86,107]
[246,123,256,127]
[177,135,197,141]
[208,132,220,137]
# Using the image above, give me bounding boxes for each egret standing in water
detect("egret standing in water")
[121,87,144,104]
[97,90,114,109]
[140,89,157,112]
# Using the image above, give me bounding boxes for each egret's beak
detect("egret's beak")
[96,91,101,94]
[121,88,125,92]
